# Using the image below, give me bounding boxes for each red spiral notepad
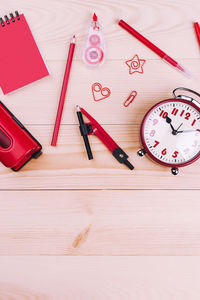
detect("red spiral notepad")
[0,11,49,95]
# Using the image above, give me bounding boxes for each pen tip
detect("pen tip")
[176,64,193,79]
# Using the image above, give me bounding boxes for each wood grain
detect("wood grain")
[0,125,199,190]
[0,257,200,299]
[2,60,200,125]
[0,190,200,255]
[0,1,200,297]
[0,0,199,60]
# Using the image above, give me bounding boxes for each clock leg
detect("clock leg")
[137,149,146,157]
[171,167,179,175]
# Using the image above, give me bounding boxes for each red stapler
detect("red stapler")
[76,106,134,170]
[0,101,42,171]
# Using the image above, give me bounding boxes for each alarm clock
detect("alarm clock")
[138,88,200,175]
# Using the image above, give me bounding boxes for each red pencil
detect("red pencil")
[118,19,192,78]
[51,35,76,146]
[194,22,200,48]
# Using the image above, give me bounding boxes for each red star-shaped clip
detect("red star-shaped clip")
[125,54,146,75]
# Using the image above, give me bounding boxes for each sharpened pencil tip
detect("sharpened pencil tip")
[72,35,76,43]
[76,105,81,112]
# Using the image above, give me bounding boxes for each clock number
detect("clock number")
[179,110,190,120]
[159,110,168,119]
[191,119,196,126]
[183,148,189,154]
[161,148,167,155]
[150,130,156,137]
[192,140,198,148]
[172,151,179,158]
[171,108,178,116]
[163,112,168,119]
[153,119,158,126]
[153,140,159,148]
[185,112,190,120]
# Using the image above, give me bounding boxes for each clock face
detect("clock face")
[141,99,200,167]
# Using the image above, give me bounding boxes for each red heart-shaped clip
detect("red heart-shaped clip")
[92,82,111,102]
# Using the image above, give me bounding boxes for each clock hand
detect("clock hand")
[177,129,200,133]
[166,116,176,133]
[176,123,183,131]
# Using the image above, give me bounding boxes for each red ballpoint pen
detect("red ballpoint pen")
[77,106,134,170]
[51,35,76,146]
[118,19,192,78]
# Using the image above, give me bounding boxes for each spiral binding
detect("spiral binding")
[0,11,20,27]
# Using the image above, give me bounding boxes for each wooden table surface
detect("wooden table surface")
[0,0,200,298]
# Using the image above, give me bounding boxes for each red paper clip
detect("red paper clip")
[124,91,137,107]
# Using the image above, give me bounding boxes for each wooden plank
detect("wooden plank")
[0,190,200,255]
[0,0,199,60]
[0,125,199,190]
[2,60,200,125]
[0,257,200,299]
[0,0,199,268]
